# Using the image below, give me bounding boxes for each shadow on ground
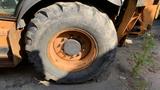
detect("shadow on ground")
[0,59,130,90]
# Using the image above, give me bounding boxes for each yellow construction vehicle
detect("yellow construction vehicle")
[0,0,159,83]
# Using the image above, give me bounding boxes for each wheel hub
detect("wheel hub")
[63,39,81,56]
[48,28,98,72]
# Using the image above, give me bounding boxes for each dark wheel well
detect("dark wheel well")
[22,0,120,25]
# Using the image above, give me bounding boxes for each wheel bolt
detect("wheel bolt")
[70,56,73,59]
[61,38,64,42]
[57,44,61,48]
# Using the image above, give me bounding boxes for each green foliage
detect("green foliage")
[132,32,155,76]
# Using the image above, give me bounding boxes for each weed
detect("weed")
[132,32,155,76]
[130,32,155,90]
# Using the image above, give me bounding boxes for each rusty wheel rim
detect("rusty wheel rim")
[48,28,98,72]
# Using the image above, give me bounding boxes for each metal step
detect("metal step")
[0,47,14,67]
[0,48,9,58]
[0,60,13,67]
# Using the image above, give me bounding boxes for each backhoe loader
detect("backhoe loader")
[0,0,159,83]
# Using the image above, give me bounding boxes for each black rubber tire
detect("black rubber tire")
[25,2,118,83]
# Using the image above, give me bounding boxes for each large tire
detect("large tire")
[25,2,118,83]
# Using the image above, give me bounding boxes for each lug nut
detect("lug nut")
[61,38,64,42]
[57,44,61,48]
[70,56,73,59]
